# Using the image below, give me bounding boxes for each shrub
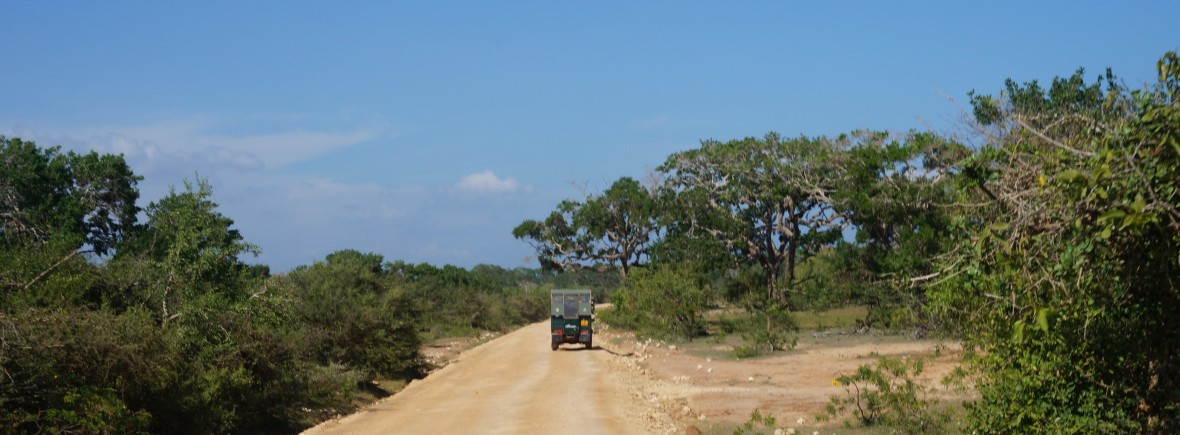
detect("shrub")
[277,260,426,380]
[820,355,948,433]
[0,308,166,434]
[732,294,797,356]
[733,409,778,435]
[927,52,1180,432]
[605,265,709,340]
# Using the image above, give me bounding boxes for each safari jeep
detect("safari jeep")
[550,289,593,350]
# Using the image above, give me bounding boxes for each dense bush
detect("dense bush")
[928,52,1180,432]
[2,249,555,433]
[389,260,554,338]
[277,253,426,380]
[602,265,708,340]
[0,308,159,434]
[0,145,561,433]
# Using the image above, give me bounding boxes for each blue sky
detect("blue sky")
[2,2,1177,271]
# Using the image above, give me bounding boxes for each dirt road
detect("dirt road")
[305,316,964,434]
[303,321,651,435]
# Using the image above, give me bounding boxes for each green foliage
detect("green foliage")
[514,176,658,278]
[659,132,845,302]
[789,247,861,310]
[0,137,142,311]
[968,66,1122,130]
[121,177,260,300]
[10,387,153,435]
[0,136,141,255]
[1,253,388,434]
[277,252,426,379]
[0,138,599,433]
[928,51,1180,432]
[388,260,551,337]
[1,166,372,433]
[729,294,797,357]
[603,265,709,341]
[577,177,660,277]
[0,299,370,435]
[733,409,778,435]
[829,131,962,330]
[821,356,948,433]
[0,308,163,434]
[0,234,97,310]
[647,184,734,274]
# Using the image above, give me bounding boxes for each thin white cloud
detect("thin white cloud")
[282,178,421,222]
[2,121,542,271]
[8,115,379,172]
[453,170,527,194]
[216,174,429,269]
[208,129,375,168]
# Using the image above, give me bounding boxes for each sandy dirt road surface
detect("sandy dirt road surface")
[303,321,655,435]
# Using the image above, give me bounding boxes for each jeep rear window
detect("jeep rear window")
[564,294,578,318]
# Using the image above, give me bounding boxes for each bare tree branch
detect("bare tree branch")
[21,249,92,291]
[1015,117,1095,157]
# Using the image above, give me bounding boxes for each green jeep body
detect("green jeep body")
[550,289,593,350]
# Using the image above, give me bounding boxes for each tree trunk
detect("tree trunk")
[765,270,777,301]
[782,221,800,304]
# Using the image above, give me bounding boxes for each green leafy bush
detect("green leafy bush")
[603,265,709,340]
[820,356,948,433]
[727,294,797,357]
[928,52,1180,432]
[733,409,778,435]
[278,254,426,380]
[0,308,162,434]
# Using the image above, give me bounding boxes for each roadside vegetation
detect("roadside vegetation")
[4,51,1177,433]
[0,141,615,433]
[522,52,1180,433]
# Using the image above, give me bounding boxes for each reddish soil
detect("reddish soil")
[602,327,965,433]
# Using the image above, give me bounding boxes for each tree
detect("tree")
[831,130,965,327]
[514,176,658,278]
[114,177,260,324]
[0,137,141,309]
[326,249,386,275]
[928,52,1180,432]
[0,136,141,255]
[576,177,659,278]
[658,132,844,303]
[278,251,425,380]
[648,172,735,277]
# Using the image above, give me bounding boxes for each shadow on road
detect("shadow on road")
[555,345,600,353]
[555,345,633,356]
